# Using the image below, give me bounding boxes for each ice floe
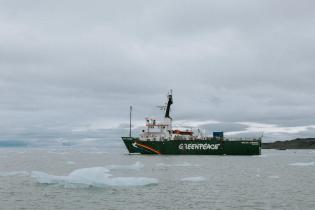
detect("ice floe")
[156,162,200,167]
[258,154,269,158]
[66,161,75,165]
[108,161,144,170]
[31,167,158,188]
[1,162,157,188]
[268,175,280,179]
[289,162,315,166]
[0,171,30,176]
[181,176,206,182]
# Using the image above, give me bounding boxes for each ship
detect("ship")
[122,91,261,155]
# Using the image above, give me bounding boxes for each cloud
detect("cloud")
[0,0,315,143]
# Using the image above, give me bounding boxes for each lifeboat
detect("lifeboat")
[172,129,193,136]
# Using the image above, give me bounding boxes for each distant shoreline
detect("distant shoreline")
[262,138,315,149]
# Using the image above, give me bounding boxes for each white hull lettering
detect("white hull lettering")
[178,143,220,150]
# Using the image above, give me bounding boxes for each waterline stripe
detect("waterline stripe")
[136,142,161,154]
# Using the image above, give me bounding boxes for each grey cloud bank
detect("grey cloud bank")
[0,0,315,145]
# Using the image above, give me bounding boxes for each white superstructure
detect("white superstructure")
[139,91,197,141]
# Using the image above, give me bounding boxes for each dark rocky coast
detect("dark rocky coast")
[262,138,315,149]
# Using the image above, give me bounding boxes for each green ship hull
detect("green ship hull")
[122,137,261,155]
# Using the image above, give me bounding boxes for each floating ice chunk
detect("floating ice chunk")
[268,175,280,179]
[66,161,75,165]
[31,171,72,185]
[47,151,68,155]
[82,151,108,154]
[68,167,111,180]
[258,154,269,158]
[0,171,29,176]
[31,167,157,188]
[108,161,144,170]
[156,162,199,167]
[93,152,108,154]
[289,162,315,166]
[181,176,206,182]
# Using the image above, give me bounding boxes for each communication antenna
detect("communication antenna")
[129,106,132,137]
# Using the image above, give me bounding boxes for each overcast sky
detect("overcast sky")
[1,0,315,145]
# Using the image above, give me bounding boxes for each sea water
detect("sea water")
[0,146,315,210]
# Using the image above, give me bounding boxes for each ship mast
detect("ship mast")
[164,90,173,119]
[164,90,173,139]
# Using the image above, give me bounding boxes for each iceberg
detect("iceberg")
[31,167,158,188]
